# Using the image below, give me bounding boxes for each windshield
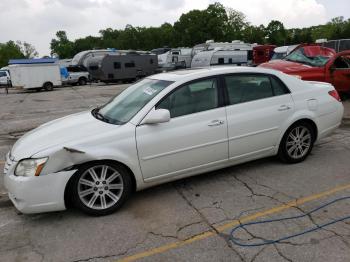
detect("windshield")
[96,79,173,124]
[271,52,286,60]
[284,47,331,67]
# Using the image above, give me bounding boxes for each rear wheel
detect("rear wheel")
[278,122,315,163]
[43,82,53,91]
[71,162,133,216]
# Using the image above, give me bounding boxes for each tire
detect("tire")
[43,82,53,91]
[78,77,87,86]
[278,121,315,163]
[71,161,133,216]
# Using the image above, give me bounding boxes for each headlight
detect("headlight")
[15,158,48,177]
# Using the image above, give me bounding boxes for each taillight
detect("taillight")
[328,90,341,102]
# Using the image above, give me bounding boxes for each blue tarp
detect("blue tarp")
[60,67,69,78]
[9,58,58,65]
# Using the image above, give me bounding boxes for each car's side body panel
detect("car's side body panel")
[136,107,228,181]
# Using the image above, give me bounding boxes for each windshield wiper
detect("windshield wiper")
[92,108,110,123]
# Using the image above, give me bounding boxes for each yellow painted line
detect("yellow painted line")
[117,182,350,262]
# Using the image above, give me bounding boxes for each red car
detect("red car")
[259,44,350,93]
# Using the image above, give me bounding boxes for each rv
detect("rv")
[191,40,255,68]
[8,59,61,91]
[87,51,158,82]
[192,40,255,56]
[71,49,119,68]
[157,48,193,70]
[151,47,171,55]
[191,48,253,68]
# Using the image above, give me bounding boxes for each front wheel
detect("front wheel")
[71,162,133,216]
[78,77,87,86]
[278,122,315,163]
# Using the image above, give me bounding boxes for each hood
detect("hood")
[11,111,116,160]
[259,59,316,73]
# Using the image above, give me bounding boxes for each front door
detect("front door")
[327,52,350,92]
[136,77,228,181]
[224,73,295,160]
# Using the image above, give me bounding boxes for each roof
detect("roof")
[9,58,58,65]
[150,66,284,82]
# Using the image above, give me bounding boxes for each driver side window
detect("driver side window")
[333,56,350,69]
[157,78,218,118]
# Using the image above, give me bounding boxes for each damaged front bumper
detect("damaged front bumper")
[4,169,77,214]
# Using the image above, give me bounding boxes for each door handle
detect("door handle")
[278,105,291,111]
[208,120,225,126]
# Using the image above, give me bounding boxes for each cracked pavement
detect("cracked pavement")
[0,85,350,261]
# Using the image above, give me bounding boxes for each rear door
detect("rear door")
[223,73,295,160]
[326,52,350,92]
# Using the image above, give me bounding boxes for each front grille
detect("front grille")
[3,152,15,175]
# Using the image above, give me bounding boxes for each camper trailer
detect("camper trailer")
[87,51,158,82]
[191,48,253,68]
[191,40,255,67]
[151,47,171,55]
[192,40,255,56]
[157,48,193,70]
[71,49,119,68]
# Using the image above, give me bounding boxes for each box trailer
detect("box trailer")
[87,52,158,82]
[9,63,61,91]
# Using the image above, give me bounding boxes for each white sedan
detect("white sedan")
[3,67,344,216]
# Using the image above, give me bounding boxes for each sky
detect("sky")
[0,0,349,56]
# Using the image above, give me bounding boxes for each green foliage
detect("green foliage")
[49,2,350,58]
[0,41,25,68]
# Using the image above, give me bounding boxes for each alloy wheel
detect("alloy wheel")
[286,126,312,160]
[77,165,124,210]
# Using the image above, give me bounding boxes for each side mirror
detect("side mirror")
[142,109,170,125]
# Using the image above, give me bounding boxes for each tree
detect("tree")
[265,20,287,45]
[17,41,38,58]
[0,41,25,68]
[226,8,249,41]
[50,31,74,58]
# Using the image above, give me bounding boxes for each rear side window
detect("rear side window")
[0,71,6,77]
[114,62,121,69]
[270,76,290,96]
[157,78,218,118]
[225,75,274,105]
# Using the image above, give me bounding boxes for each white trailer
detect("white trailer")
[157,48,193,70]
[9,63,61,91]
[191,48,252,68]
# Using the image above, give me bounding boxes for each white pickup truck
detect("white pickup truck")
[62,65,90,86]
[0,70,10,86]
